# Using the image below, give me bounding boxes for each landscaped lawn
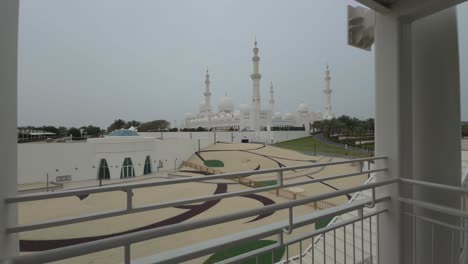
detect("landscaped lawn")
[204,159,225,167]
[273,137,371,158]
[204,240,285,264]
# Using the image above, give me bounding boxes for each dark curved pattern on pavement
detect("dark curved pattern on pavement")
[200,144,266,152]
[242,194,275,223]
[197,146,346,195]
[254,165,261,170]
[20,184,227,252]
[179,169,213,175]
[195,152,205,161]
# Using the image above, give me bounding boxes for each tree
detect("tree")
[107,119,126,132]
[138,120,171,132]
[41,126,59,135]
[68,127,81,138]
[365,118,375,134]
[125,120,141,129]
[58,126,68,136]
[83,125,101,137]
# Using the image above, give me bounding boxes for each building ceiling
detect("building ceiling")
[355,0,468,21]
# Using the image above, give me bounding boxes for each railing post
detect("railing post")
[0,0,20,260]
[276,171,283,197]
[124,243,131,264]
[126,190,133,211]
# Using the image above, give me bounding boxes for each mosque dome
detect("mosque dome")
[273,112,282,120]
[283,113,295,120]
[185,112,195,119]
[199,101,206,112]
[218,96,234,112]
[226,113,233,120]
[233,111,240,119]
[239,103,250,113]
[297,103,310,113]
[109,129,140,137]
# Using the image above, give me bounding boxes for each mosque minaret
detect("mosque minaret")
[204,68,212,126]
[269,81,275,113]
[250,38,262,131]
[183,40,334,131]
[323,65,335,119]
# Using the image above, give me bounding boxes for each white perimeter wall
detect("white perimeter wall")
[18,131,307,184]
[139,131,308,149]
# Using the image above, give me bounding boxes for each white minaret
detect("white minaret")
[269,81,275,113]
[204,67,212,125]
[250,38,262,131]
[323,65,334,119]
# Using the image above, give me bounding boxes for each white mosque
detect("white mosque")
[183,40,335,132]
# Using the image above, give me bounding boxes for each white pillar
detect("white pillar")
[0,0,19,258]
[374,12,413,264]
[412,7,461,264]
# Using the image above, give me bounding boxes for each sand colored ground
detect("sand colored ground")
[187,143,367,206]
[18,143,367,264]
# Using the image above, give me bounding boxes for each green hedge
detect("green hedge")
[204,160,225,167]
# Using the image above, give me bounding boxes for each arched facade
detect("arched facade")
[143,155,152,175]
[97,159,110,180]
[121,157,135,178]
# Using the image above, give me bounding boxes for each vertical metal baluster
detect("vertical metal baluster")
[255,255,259,264]
[369,216,373,264]
[377,214,380,264]
[299,240,303,264]
[451,230,455,264]
[413,215,416,264]
[334,229,337,264]
[353,223,356,264]
[272,249,275,264]
[323,234,327,264]
[361,215,365,262]
[344,226,347,264]
[124,243,131,264]
[312,237,315,264]
[431,223,434,264]
[286,244,289,263]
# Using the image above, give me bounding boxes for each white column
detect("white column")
[374,12,413,264]
[0,0,19,258]
[412,7,461,264]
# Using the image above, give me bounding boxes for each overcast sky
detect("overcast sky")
[18,0,468,128]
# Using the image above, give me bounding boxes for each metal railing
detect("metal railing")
[399,178,468,264]
[3,156,391,264]
[284,164,378,264]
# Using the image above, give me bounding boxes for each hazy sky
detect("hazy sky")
[18,0,468,128]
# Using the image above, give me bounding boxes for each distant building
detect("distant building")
[183,40,334,132]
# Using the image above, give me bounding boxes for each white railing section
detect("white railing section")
[284,163,378,264]
[399,178,468,264]
[3,156,391,264]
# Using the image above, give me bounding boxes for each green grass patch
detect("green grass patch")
[254,180,277,188]
[358,142,375,150]
[273,137,371,158]
[315,216,334,230]
[204,240,285,264]
[204,160,225,167]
